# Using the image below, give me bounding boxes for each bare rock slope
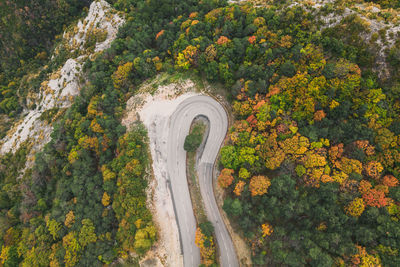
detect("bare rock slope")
[0,0,124,162]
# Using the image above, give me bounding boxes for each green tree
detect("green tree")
[220,146,239,169]
[79,219,97,247]
[199,221,214,237]
[279,61,296,77]
[223,198,243,217]
[134,225,157,254]
[184,131,202,152]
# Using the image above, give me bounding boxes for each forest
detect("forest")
[0,0,92,117]
[1,0,400,266]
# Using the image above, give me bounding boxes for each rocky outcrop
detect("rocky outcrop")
[0,0,125,160]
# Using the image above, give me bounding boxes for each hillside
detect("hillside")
[1,0,400,266]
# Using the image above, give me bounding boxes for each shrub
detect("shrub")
[184,132,202,152]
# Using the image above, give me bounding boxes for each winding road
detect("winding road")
[167,95,239,267]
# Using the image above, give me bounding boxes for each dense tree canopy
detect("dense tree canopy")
[1,0,400,266]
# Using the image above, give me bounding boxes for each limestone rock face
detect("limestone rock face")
[0,0,125,159]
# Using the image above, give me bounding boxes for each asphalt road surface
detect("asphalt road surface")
[167,95,239,267]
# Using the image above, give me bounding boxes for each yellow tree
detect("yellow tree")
[101,165,116,182]
[332,170,349,184]
[239,168,250,179]
[134,225,157,254]
[279,134,309,156]
[303,151,327,169]
[305,167,325,187]
[351,246,382,266]
[125,158,142,176]
[49,243,60,267]
[205,44,217,62]
[176,45,198,69]
[112,62,133,89]
[90,118,104,133]
[195,227,215,266]
[64,211,75,228]
[46,219,62,240]
[338,157,362,175]
[249,176,271,196]
[63,232,80,267]
[365,161,384,179]
[265,148,285,170]
[0,246,10,265]
[87,95,101,117]
[68,147,79,164]
[345,198,365,217]
[78,136,99,155]
[78,219,97,247]
[375,127,397,150]
[102,192,111,206]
